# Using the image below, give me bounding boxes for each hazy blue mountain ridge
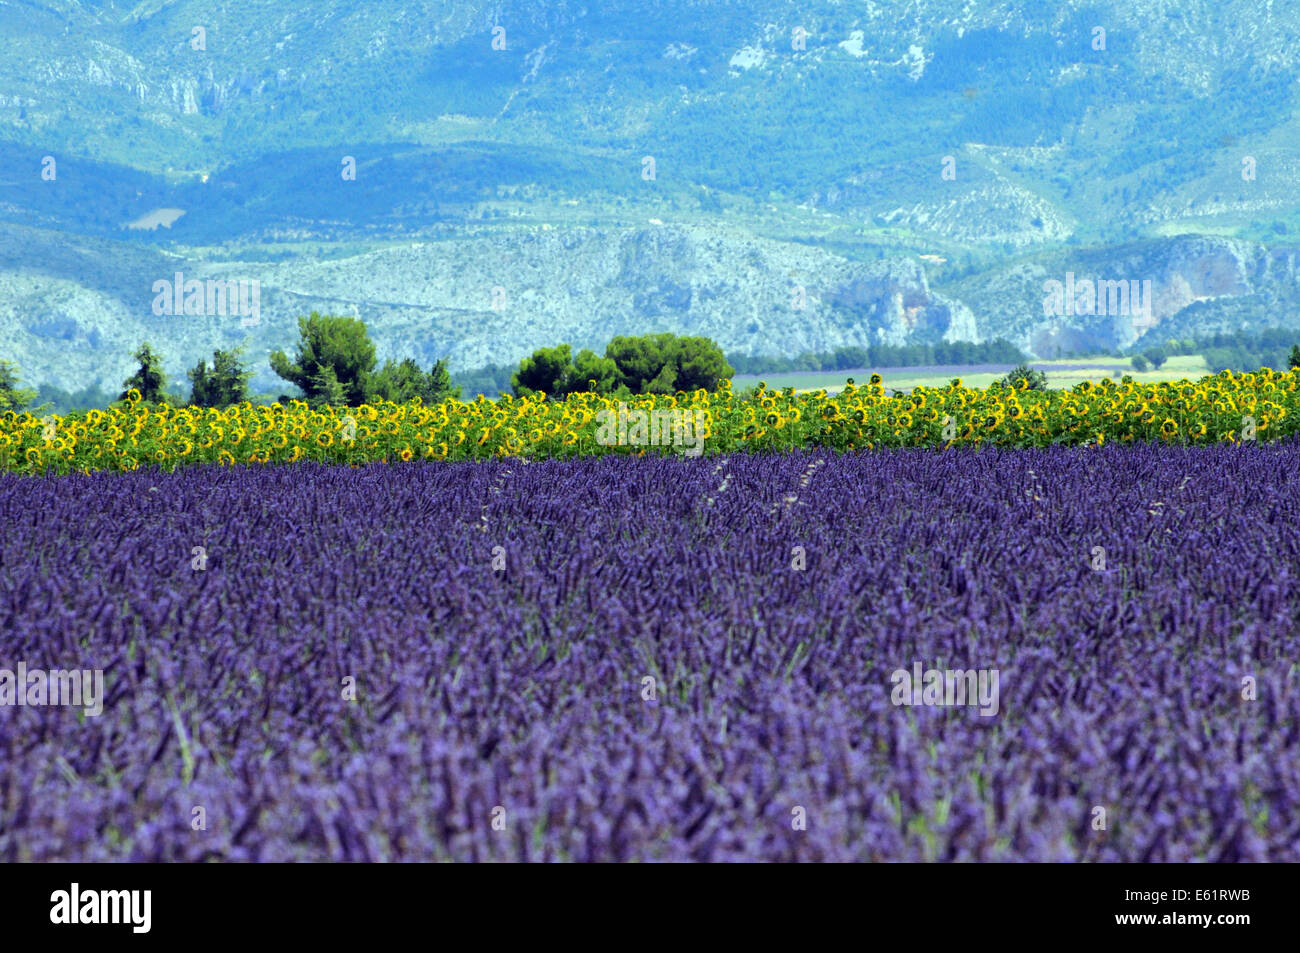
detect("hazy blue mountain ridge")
[3,1,1300,394]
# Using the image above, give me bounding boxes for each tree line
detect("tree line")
[6,316,1299,416]
[1128,328,1300,373]
[1,313,461,414]
[0,316,734,414]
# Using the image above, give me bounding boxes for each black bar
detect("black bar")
[0,863,1280,942]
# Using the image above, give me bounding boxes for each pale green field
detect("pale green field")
[733,354,1213,394]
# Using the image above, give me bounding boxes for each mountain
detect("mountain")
[3,1,1300,394]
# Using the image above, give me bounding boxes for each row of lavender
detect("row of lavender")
[1,445,1298,860]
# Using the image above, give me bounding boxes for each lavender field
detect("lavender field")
[2,446,1298,861]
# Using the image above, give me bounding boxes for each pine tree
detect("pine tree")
[188,347,252,408]
[0,360,36,411]
[120,343,169,403]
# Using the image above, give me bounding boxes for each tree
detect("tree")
[188,347,252,408]
[512,344,578,398]
[0,360,35,411]
[309,364,348,407]
[1142,346,1167,370]
[605,333,733,394]
[120,342,170,403]
[571,349,622,394]
[511,345,621,398]
[996,363,1048,391]
[512,334,733,398]
[367,357,461,403]
[269,312,376,406]
[1289,344,1300,369]
[1130,354,1150,372]
[830,345,869,369]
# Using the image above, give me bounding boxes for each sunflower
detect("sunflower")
[1160,418,1178,437]
[399,447,414,461]
[217,449,236,465]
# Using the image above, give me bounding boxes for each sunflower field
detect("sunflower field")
[2,367,1299,475]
